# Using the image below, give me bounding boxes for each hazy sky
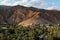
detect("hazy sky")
[0,0,60,10]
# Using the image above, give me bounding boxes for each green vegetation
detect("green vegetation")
[0,24,60,40]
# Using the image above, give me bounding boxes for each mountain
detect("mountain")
[0,5,60,26]
[0,5,11,9]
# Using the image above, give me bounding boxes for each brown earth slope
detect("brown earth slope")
[0,5,60,26]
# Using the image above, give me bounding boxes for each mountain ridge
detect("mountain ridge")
[0,5,60,26]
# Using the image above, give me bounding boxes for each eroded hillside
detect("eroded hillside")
[0,5,60,26]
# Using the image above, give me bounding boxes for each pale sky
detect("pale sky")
[0,0,60,10]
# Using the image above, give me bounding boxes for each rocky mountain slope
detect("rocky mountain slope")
[0,5,60,26]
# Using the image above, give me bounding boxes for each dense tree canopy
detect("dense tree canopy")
[0,24,60,40]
